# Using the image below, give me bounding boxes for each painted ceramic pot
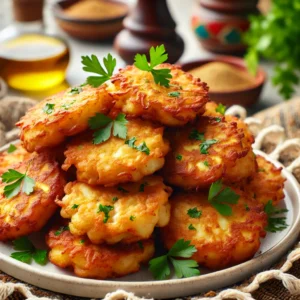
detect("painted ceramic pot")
[192,0,259,54]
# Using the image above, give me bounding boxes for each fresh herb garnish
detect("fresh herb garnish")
[215,117,222,123]
[245,204,250,211]
[188,224,196,231]
[1,168,35,199]
[7,144,17,153]
[130,215,136,221]
[208,180,240,216]
[43,103,55,114]
[149,239,199,280]
[125,137,150,155]
[139,182,148,192]
[200,139,218,154]
[72,204,79,209]
[189,129,205,141]
[187,207,202,219]
[68,87,82,95]
[88,113,128,144]
[138,241,144,249]
[80,239,85,244]
[264,200,289,232]
[168,91,180,98]
[112,196,118,202]
[54,226,69,236]
[81,53,116,87]
[61,100,76,110]
[11,237,47,265]
[134,45,172,87]
[176,154,183,161]
[117,186,129,193]
[98,204,114,223]
[215,103,226,115]
[203,161,209,167]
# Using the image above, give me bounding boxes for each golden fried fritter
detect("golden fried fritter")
[240,155,285,206]
[63,119,170,186]
[0,144,31,175]
[204,102,256,182]
[161,190,267,270]
[17,85,113,152]
[47,226,154,279]
[163,116,247,189]
[56,176,172,244]
[0,152,65,241]
[107,64,209,126]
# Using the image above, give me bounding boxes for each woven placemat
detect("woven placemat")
[1,99,300,300]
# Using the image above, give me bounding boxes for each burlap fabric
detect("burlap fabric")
[1,99,300,300]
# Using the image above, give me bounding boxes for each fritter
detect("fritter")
[16,85,113,152]
[163,116,247,189]
[107,64,209,126]
[161,190,267,270]
[63,119,170,186]
[0,144,31,175]
[204,102,256,183]
[0,152,65,241]
[46,226,154,279]
[240,155,285,206]
[56,176,172,244]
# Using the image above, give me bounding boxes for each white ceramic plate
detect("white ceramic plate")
[0,149,299,299]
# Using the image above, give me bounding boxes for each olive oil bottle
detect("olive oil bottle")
[0,0,70,92]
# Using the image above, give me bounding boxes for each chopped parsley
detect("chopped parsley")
[264,200,289,232]
[215,117,222,123]
[200,139,218,154]
[61,100,76,110]
[187,207,202,218]
[117,186,129,193]
[216,103,226,115]
[245,204,250,211]
[188,224,196,231]
[54,226,69,236]
[189,129,205,141]
[80,239,85,244]
[203,161,209,167]
[7,144,17,153]
[112,196,118,202]
[71,204,79,209]
[130,215,136,221]
[176,154,183,161]
[68,86,82,95]
[125,137,150,155]
[43,103,55,114]
[138,241,144,249]
[97,204,114,223]
[139,182,148,192]
[208,180,240,216]
[168,91,180,98]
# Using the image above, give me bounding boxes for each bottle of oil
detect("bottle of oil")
[0,0,70,92]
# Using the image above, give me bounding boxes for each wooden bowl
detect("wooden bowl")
[181,56,266,107]
[53,0,129,41]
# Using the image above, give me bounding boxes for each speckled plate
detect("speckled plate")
[0,148,299,299]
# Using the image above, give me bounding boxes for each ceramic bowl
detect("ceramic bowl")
[181,56,266,107]
[53,0,129,41]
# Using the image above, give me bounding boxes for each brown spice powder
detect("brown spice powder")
[189,62,256,92]
[64,0,127,20]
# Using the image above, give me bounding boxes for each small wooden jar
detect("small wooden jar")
[192,0,259,54]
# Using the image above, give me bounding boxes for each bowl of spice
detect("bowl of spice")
[53,0,129,41]
[181,56,266,107]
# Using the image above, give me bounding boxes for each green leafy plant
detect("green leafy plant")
[244,2,300,99]
[264,200,289,232]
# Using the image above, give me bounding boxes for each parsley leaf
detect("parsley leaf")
[215,117,222,123]
[134,45,172,87]
[264,200,289,232]
[208,180,240,216]
[55,226,69,236]
[112,196,118,202]
[88,113,128,144]
[43,103,55,114]
[189,129,205,141]
[72,204,79,209]
[176,154,182,161]
[68,87,82,95]
[200,139,218,154]
[81,53,116,87]
[203,161,209,167]
[138,241,144,249]
[168,91,180,98]
[130,215,136,221]
[187,207,202,218]
[11,237,48,265]
[215,103,226,115]
[139,182,148,192]
[125,137,150,155]
[1,169,35,199]
[149,239,199,280]
[7,144,17,153]
[98,204,114,223]
[188,224,196,231]
[118,186,129,193]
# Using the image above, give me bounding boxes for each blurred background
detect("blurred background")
[0,0,300,113]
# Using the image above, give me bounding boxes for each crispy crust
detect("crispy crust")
[56,176,172,244]
[238,155,286,206]
[161,190,267,270]
[163,116,247,189]
[62,119,170,186]
[107,64,209,126]
[46,226,154,279]
[16,85,113,152]
[0,152,66,241]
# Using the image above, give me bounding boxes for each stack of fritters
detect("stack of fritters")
[0,63,286,279]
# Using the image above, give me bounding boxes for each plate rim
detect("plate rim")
[0,148,299,298]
